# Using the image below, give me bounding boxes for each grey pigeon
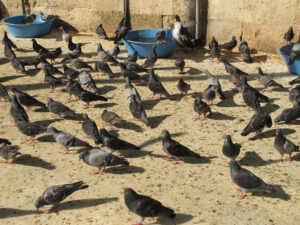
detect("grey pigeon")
[40,12,59,21]
[203,85,216,105]
[97,43,119,65]
[44,69,65,92]
[101,110,124,126]
[35,181,88,212]
[114,20,129,44]
[129,96,151,127]
[274,129,299,162]
[11,56,25,73]
[142,45,157,68]
[241,113,272,136]
[289,85,300,107]
[77,70,98,93]
[222,135,241,160]
[82,114,102,144]
[108,43,120,58]
[115,18,127,36]
[96,24,108,40]
[175,59,185,74]
[4,43,16,59]
[284,27,294,42]
[119,63,141,81]
[12,87,46,111]
[123,188,176,224]
[239,41,252,63]
[218,36,237,51]
[194,97,211,120]
[127,51,138,63]
[22,14,36,24]
[147,69,170,98]
[15,119,47,142]
[124,77,142,103]
[274,107,300,124]
[162,130,200,164]
[10,95,29,124]
[257,67,283,91]
[59,26,70,43]
[229,160,276,198]
[61,44,82,62]
[0,138,11,145]
[209,36,218,50]
[65,78,78,102]
[155,30,166,43]
[210,41,220,61]
[0,143,20,163]
[100,128,140,153]
[47,126,90,153]
[2,31,17,49]
[79,148,129,174]
[70,57,92,70]
[288,41,300,65]
[94,61,114,79]
[126,62,148,73]
[289,76,300,85]
[47,97,75,119]
[63,64,79,80]
[0,82,11,102]
[40,56,63,75]
[67,36,76,51]
[32,39,48,54]
[177,78,191,94]
[205,70,225,100]
[42,47,62,64]
[22,55,40,69]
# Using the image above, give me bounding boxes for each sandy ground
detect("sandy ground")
[0,24,300,225]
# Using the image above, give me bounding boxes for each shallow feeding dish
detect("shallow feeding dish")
[123,29,177,58]
[278,44,300,75]
[1,14,53,38]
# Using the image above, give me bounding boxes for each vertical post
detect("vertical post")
[195,0,199,39]
[21,0,25,14]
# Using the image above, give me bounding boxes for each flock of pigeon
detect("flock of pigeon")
[1,14,300,224]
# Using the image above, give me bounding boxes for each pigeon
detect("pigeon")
[0,138,11,145]
[47,126,90,153]
[124,77,142,103]
[241,113,272,136]
[32,39,48,54]
[47,97,75,119]
[177,78,191,95]
[67,36,76,51]
[2,31,17,49]
[257,67,283,91]
[0,82,11,102]
[288,41,300,65]
[77,70,98,93]
[70,57,93,70]
[205,70,225,100]
[203,85,216,105]
[221,59,248,87]
[284,27,294,42]
[274,129,299,162]
[82,114,102,144]
[94,61,114,79]
[12,87,46,111]
[209,36,218,50]
[114,21,129,44]
[108,43,120,58]
[123,188,176,225]
[127,51,138,63]
[11,56,25,73]
[22,55,41,69]
[119,63,141,81]
[59,26,71,43]
[40,55,64,75]
[35,181,89,212]
[97,43,119,65]
[96,24,108,40]
[79,148,129,174]
[142,45,157,68]
[229,160,276,198]
[162,130,200,164]
[100,128,140,153]
[63,43,82,60]
[274,107,300,124]
[22,14,36,24]
[218,36,237,51]
[155,30,166,43]
[0,143,20,163]
[289,85,300,107]
[171,15,194,48]
[222,135,241,160]
[241,78,268,113]
[126,62,148,73]
[175,59,185,74]
[194,97,212,121]
[40,12,59,21]
[73,83,107,109]
[63,64,79,80]
[129,96,151,127]
[239,41,252,63]
[15,119,47,142]
[10,95,29,123]
[289,76,300,85]
[210,41,220,61]
[147,69,170,98]
[65,78,79,102]
[4,43,16,59]
[44,69,65,92]
[115,17,126,36]
[101,110,124,126]
[42,47,62,64]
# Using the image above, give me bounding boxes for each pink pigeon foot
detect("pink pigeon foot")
[1,160,7,164]
[241,193,247,198]
[92,171,100,175]
[172,161,179,165]
[163,157,170,161]
[286,157,292,162]
[277,158,283,162]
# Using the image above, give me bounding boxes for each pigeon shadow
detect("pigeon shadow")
[0,75,26,83]
[15,154,56,170]
[216,90,241,107]
[252,185,290,201]
[16,48,33,53]
[26,69,40,77]
[143,99,160,110]
[170,93,186,101]
[149,114,171,128]
[156,213,194,225]
[239,151,276,167]
[292,153,300,161]
[182,155,217,164]
[99,85,118,95]
[105,165,145,174]
[187,67,202,75]
[270,87,290,93]
[249,128,296,141]
[37,134,55,143]
[114,121,144,132]
[139,132,185,149]
[33,107,49,112]
[52,19,79,32]
[57,197,118,211]
[261,103,280,114]
[33,119,57,127]
[64,113,84,121]
[155,66,176,71]
[208,112,236,120]
[94,102,117,108]
[0,208,42,219]
[252,55,268,63]
[122,150,150,158]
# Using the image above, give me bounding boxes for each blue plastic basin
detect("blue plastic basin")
[1,14,53,38]
[278,44,300,75]
[123,29,177,58]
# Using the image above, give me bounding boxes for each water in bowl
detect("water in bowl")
[131,38,173,44]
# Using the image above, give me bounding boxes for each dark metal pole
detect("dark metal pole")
[21,0,25,14]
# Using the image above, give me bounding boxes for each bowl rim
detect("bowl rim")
[1,13,53,27]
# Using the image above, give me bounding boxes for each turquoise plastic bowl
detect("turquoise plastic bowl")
[1,14,53,38]
[278,44,300,75]
[123,29,177,58]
